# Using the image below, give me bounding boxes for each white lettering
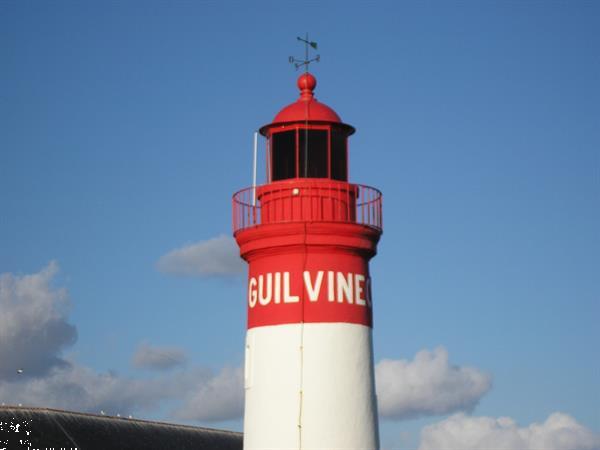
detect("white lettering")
[355,274,366,306]
[248,277,257,308]
[328,271,335,302]
[274,272,281,304]
[249,271,370,308]
[304,270,324,302]
[337,272,354,304]
[283,272,299,303]
[258,274,272,305]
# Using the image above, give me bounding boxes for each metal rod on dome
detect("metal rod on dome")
[304,33,309,73]
[252,131,258,206]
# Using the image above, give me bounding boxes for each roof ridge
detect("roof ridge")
[0,405,241,435]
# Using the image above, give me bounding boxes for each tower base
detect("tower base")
[244,322,379,450]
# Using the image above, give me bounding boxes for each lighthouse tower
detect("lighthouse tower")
[233,71,383,449]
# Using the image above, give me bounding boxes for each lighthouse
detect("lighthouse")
[233,69,383,449]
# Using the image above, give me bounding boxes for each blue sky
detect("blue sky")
[1,2,598,449]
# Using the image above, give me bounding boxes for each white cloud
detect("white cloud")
[132,343,187,370]
[0,263,244,422]
[418,412,600,450]
[376,347,492,420]
[0,262,77,380]
[0,363,180,415]
[156,235,245,277]
[0,356,243,420]
[174,366,244,422]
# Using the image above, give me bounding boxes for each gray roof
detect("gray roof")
[0,406,242,450]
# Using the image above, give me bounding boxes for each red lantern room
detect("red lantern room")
[259,72,354,183]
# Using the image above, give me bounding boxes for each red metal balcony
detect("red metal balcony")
[233,180,382,234]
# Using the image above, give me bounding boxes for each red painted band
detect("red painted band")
[246,253,373,329]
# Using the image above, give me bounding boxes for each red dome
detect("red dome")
[271,73,342,124]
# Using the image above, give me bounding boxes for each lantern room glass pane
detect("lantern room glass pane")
[331,129,347,181]
[299,129,328,178]
[272,130,296,180]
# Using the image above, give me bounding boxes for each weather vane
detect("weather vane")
[289,33,320,72]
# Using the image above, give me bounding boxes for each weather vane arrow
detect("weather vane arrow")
[289,33,320,72]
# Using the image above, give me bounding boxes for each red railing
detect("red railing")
[233,180,382,234]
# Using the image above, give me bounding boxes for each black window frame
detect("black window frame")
[269,124,348,182]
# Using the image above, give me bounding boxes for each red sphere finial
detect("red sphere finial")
[298,72,317,100]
